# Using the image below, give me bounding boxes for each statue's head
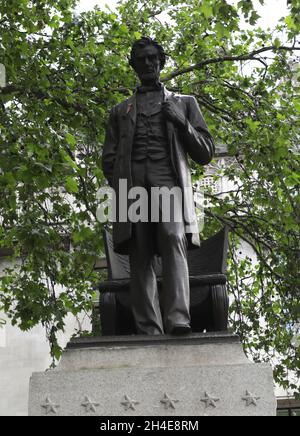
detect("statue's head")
[129,37,166,83]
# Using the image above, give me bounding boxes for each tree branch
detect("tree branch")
[162,45,300,82]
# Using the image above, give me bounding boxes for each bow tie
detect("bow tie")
[137,82,162,94]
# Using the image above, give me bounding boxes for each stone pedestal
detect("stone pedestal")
[29,332,276,416]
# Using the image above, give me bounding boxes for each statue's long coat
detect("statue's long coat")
[102,86,215,254]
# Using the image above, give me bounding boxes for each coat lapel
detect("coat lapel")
[162,85,177,138]
[121,93,137,160]
[161,86,179,181]
[162,86,174,102]
[124,92,137,126]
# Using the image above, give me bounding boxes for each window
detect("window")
[198,176,222,195]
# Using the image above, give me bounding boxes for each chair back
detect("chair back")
[103,227,229,279]
[187,227,229,275]
[103,228,131,280]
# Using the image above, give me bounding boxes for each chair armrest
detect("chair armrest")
[99,273,227,293]
[99,279,130,293]
[189,274,227,286]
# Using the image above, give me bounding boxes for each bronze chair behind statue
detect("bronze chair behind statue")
[99,227,229,335]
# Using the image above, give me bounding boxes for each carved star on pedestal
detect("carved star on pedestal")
[41,397,60,415]
[242,390,260,407]
[160,392,179,410]
[121,395,140,411]
[200,392,220,408]
[81,396,99,413]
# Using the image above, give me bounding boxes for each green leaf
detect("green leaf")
[273,38,281,48]
[60,149,79,170]
[66,133,77,148]
[285,15,296,30]
[200,1,213,19]
[134,31,142,40]
[249,11,260,25]
[293,99,300,112]
[65,176,79,193]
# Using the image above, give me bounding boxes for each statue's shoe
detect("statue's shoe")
[169,324,192,335]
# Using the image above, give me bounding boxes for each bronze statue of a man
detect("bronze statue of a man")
[102,37,214,335]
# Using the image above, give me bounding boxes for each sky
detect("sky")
[75,0,290,30]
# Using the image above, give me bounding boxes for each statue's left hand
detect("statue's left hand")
[162,100,186,129]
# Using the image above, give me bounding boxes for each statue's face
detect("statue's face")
[132,44,161,83]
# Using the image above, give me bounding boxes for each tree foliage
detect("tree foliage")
[0,0,299,392]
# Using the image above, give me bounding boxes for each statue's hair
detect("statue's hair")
[129,37,166,70]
